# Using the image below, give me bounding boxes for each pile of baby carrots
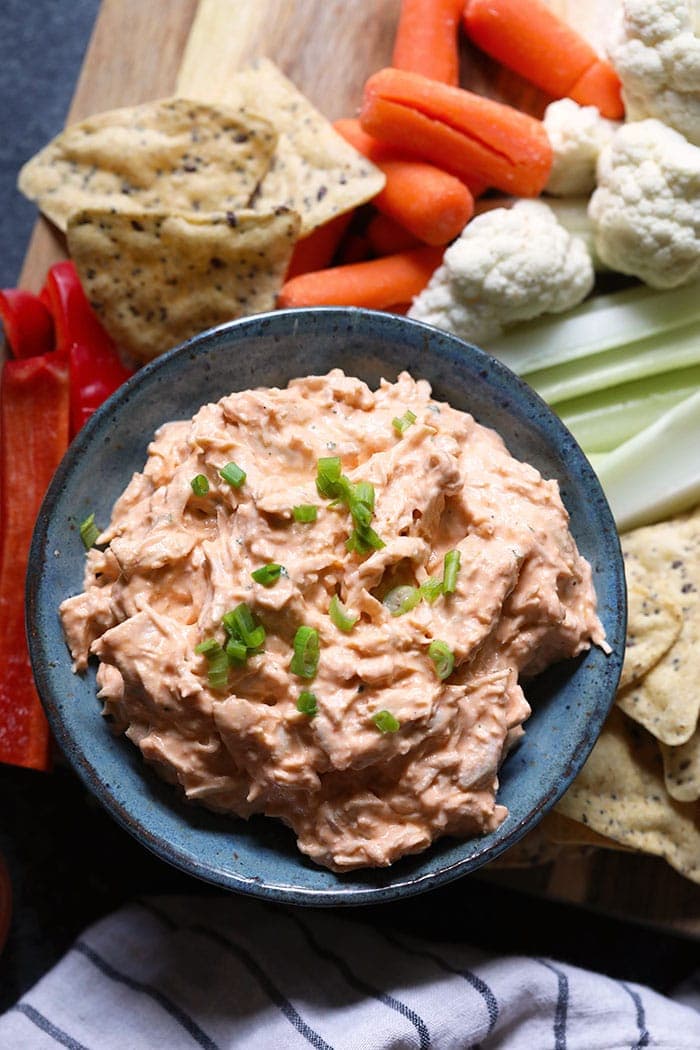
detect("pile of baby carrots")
[278,0,623,313]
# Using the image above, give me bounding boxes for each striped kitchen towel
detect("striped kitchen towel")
[1,894,698,1049]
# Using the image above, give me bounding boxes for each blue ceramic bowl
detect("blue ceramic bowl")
[27,308,626,906]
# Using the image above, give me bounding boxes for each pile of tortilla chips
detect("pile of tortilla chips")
[495,505,700,884]
[18,61,384,362]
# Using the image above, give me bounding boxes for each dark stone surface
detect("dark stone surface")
[0,0,697,1016]
[0,0,100,288]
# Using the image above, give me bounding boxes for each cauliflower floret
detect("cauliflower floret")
[544,99,619,196]
[408,201,594,345]
[610,0,700,145]
[589,118,700,288]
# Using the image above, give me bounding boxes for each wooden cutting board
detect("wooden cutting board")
[13,0,700,937]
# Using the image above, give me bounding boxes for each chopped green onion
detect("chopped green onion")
[290,625,320,679]
[225,637,248,666]
[223,603,265,651]
[348,480,375,529]
[392,409,417,435]
[296,691,318,717]
[419,577,444,603]
[315,456,343,498]
[195,638,219,655]
[251,563,283,587]
[219,461,246,488]
[316,456,385,554]
[191,474,209,497]
[442,549,461,594]
[195,639,229,689]
[79,512,101,550]
[383,585,421,617]
[345,524,385,554]
[372,710,400,733]
[428,639,454,680]
[293,504,318,523]
[329,594,358,632]
[351,480,375,513]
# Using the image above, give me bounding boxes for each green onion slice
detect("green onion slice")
[290,625,320,679]
[195,638,219,655]
[190,474,209,497]
[419,577,444,604]
[329,594,358,632]
[79,512,101,550]
[392,409,417,435]
[219,461,246,488]
[296,691,318,717]
[442,549,461,594]
[347,482,375,530]
[251,563,283,587]
[372,710,400,733]
[195,639,229,689]
[293,504,318,523]
[225,637,248,666]
[345,524,385,554]
[383,585,421,617]
[315,456,343,498]
[428,639,455,680]
[352,480,375,510]
[223,603,265,651]
[316,457,385,555]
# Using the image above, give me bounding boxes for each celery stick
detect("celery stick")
[487,281,700,376]
[556,364,700,452]
[595,390,700,532]
[586,452,611,474]
[526,322,700,405]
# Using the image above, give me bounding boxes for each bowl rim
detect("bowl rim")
[27,306,626,905]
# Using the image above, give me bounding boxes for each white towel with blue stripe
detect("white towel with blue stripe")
[1,895,698,1049]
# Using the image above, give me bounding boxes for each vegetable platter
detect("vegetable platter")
[3,0,700,936]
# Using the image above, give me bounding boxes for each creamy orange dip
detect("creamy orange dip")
[60,370,605,871]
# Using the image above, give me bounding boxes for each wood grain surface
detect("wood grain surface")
[11,0,700,937]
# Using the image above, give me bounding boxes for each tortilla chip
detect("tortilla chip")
[486,819,562,868]
[18,98,277,233]
[615,507,700,746]
[618,583,683,691]
[176,57,385,236]
[556,706,700,885]
[661,731,700,803]
[67,207,300,361]
[542,811,633,851]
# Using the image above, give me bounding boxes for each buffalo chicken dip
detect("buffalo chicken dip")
[60,370,605,870]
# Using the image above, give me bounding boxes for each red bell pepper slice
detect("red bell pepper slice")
[0,352,70,771]
[0,289,55,359]
[42,261,132,434]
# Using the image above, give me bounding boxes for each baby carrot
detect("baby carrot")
[334,118,393,163]
[392,0,465,86]
[285,213,353,280]
[334,118,488,196]
[334,118,473,246]
[462,0,623,119]
[277,246,443,311]
[361,68,552,197]
[366,213,422,255]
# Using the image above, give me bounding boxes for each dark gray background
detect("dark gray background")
[1,0,698,1015]
[0,0,100,287]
